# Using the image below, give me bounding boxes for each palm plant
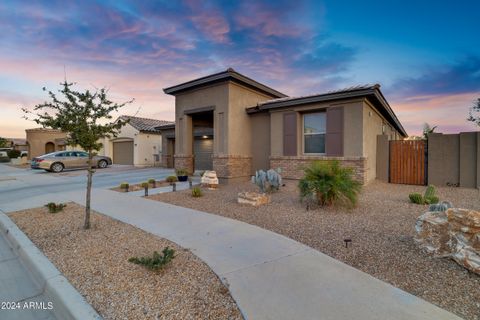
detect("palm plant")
[298,161,361,208]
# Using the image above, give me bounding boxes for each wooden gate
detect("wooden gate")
[389,140,426,185]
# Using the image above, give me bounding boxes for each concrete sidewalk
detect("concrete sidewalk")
[0,164,461,320]
[0,231,56,320]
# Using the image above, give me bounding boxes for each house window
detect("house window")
[303,112,326,154]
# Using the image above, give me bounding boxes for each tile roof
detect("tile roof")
[119,116,174,133]
[257,84,379,106]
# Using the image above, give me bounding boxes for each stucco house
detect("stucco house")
[158,68,407,184]
[25,128,67,159]
[101,116,173,166]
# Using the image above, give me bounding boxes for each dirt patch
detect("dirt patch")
[9,203,242,320]
[148,180,480,320]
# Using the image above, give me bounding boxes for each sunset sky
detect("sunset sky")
[1,0,479,138]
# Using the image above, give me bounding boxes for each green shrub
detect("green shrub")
[0,156,10,163]
[140,182,149,188]
[45,202,66,213]
[128,247,175,270]
[148,178,156,184]
[166,175,178,183]
[191,186,203,197]
[120,182,129,191]
[409,193,424,204]
[175,168,188,176]
[7,150,21,159]
[298,160,361,207]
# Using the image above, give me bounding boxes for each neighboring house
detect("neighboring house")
[2,138,28,152]
[25,128,67,159]
[159,68,407,184]
[101,116,173,167]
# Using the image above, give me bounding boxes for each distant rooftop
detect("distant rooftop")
[120,116,174,133]
[163,68,287,99]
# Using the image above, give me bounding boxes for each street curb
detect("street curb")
[0,212,102,320]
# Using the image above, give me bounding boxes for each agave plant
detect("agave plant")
[298,160,361,208]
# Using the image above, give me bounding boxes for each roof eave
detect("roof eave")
[163,70,287,98]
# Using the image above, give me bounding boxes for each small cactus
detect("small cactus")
[252,168,282,193]
[409,193,424,204]
[424,185,435,199]
[424,195,439,204]
[191,186,203,197]
[429,201,453,212]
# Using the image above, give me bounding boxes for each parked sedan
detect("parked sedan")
[31,151,112,172]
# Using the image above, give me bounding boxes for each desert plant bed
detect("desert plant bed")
[110,180,171,192]
[9,203,242,320]
[148,181,480,320]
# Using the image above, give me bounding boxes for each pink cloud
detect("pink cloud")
[392,92,479,136]
[184,0,230,43]
[234,2,313,37]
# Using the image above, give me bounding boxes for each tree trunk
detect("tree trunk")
[84,150,93,229]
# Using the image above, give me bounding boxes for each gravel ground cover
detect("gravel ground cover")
[9,203,243,320]
[149,180,480,320]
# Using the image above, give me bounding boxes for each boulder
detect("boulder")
[237,192,270,206]
[415,208,480,274]
[201,171,219,189]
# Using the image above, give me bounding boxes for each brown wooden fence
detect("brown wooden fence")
[389,140,426,185]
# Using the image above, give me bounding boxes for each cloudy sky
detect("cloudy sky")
[1,0,479,137]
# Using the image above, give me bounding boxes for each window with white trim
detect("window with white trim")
[303,112,326,154]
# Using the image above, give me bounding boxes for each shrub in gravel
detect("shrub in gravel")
[128,247,175,270]
[166,176,178,184]
[120,182,129,192]
[45,202,66,213]
[298,160,361,207]
[191,187,203,197]
[148,178,156,188]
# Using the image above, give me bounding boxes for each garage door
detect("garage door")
[113,141,134,165]
[194,138,213,170]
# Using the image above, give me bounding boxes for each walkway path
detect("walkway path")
[0,164,461,320]
[0,230,56,320]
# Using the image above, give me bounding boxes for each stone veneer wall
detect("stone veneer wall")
[213,155,252,179]
[270,156,367,184]
[174,155,194,174]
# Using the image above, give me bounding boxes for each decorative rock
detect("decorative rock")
[201,171,219,189]
[415,208,480,274]
[237,192,270,206]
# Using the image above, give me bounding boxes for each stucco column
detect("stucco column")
[174,115,194,173]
